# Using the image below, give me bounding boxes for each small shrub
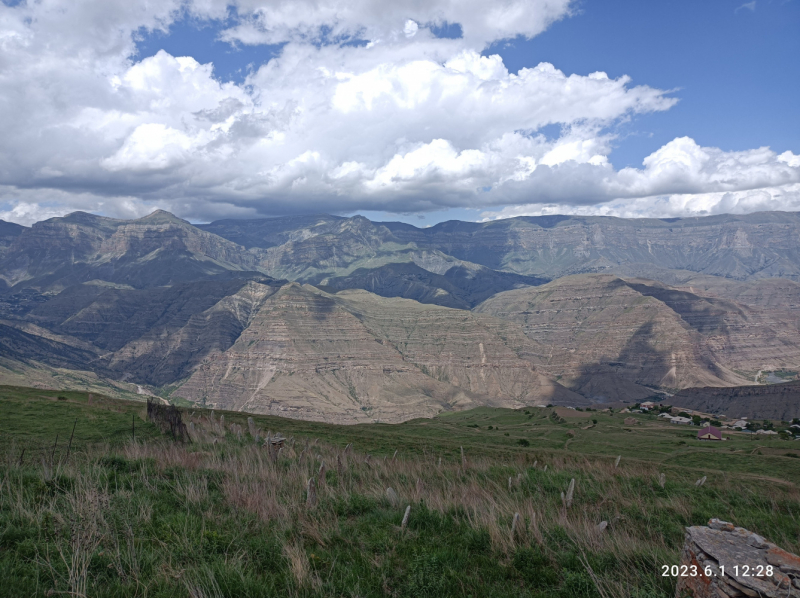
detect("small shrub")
[517,439,530,447]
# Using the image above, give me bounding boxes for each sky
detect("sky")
[0,0,798,227]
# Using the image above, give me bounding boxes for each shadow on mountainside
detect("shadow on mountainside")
[623,281,735,335]
[567,321,675,404]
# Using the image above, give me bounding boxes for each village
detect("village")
[613,400,800,442]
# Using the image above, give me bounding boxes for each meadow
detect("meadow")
[2,385,799,598]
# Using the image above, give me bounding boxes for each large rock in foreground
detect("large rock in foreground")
[676,519,800,597]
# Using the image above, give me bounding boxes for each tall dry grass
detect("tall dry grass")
[6,411,797,598]
[118,416,758,598]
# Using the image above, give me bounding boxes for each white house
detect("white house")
[755,429,778,435]
[670,416,692,425]
[658,413,673,419]
[732,420,748,428]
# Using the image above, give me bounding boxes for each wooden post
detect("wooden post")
[132,414,135,442]
[401,505,411,530]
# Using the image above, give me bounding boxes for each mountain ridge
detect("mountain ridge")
[1,209,798,422]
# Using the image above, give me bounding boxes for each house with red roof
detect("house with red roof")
[697,426,723,441]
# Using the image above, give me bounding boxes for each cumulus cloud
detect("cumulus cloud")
[214,0,573,47]
[0,0,797,224]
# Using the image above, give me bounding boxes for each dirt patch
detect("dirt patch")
[553,407,591,420]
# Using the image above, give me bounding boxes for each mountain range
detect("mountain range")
[1,209,798,422]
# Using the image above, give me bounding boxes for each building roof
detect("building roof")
[697,426,722,440]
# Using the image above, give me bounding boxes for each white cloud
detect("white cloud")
[214,0,574,47]
[0,0,797,225]
[479,183,800,221]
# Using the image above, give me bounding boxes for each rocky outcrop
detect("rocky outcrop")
[676,518,800,597]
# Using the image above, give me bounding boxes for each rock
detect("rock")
[305,478,317,508]
[709,519,735,532]
[747,533,768,549]
[401,506,411,530]
[766,546,800,575]
[675,520,800,597]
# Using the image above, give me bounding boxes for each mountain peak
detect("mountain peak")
[136,210,190,225]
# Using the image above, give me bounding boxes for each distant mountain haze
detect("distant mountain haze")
[1,209,798,422]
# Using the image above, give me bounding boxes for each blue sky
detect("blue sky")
[500,0,799,169]
[1,0,799,225]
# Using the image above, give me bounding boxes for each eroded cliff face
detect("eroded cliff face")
[107,281,280,386]
[475,274,760,397]
[174,284,584,423]
[0,210,260,291]
[384,212,800,281]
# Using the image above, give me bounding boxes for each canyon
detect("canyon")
[0,210,798,422]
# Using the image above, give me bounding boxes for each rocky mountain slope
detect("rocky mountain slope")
[381,212,800,281]
[475,273,800,401]
[670,380,800,420]
[0,209,799,422]
[175,284,583,422]
[320,262,546,309]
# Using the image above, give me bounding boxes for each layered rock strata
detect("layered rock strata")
[175,284,584,423]
[676,518,800,597]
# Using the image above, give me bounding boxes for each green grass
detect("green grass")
[2,386,800,598]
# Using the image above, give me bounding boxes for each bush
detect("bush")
[517,439,530,447]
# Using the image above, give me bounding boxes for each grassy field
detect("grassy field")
[2,385,800,597]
